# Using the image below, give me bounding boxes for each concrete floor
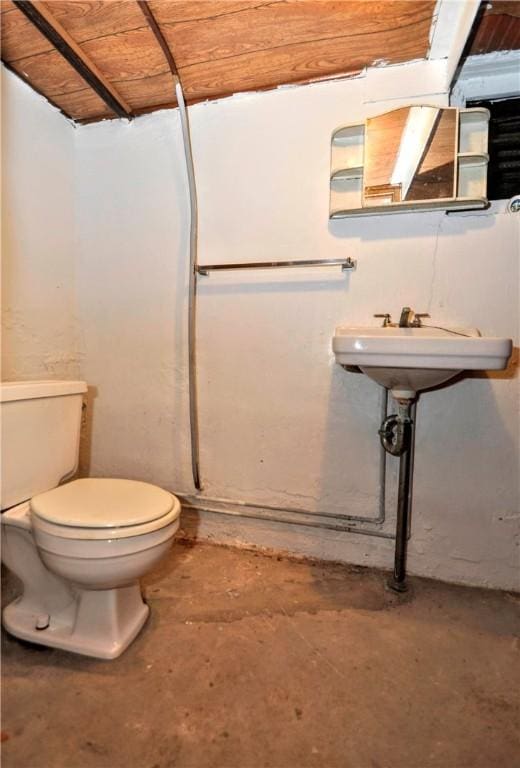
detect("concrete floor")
[2,541,519,768]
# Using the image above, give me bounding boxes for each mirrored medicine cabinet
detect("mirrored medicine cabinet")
[330,105,490,218]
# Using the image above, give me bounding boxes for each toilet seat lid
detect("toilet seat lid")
[30,478,175,528]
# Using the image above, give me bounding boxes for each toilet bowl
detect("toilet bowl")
[1,380,182,659]
[2,479,181,659]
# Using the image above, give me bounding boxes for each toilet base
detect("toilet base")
[3,583,149,660]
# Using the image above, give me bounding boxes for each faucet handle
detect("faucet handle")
[413,313,430,327]
[374,313,392,327]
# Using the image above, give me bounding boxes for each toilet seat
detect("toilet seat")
[30,478,181,540]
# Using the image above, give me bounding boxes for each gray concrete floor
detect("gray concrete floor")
[2,540,519,768]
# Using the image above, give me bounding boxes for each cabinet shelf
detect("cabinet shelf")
[458,108,490,155]
[331,125,364,176]
[331,197,488,219]
[330,173,363,212]
[457,153,489,199]
[331,167,363,180]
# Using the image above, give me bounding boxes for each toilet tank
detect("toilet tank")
[1,380,88,510]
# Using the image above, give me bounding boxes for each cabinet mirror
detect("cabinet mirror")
[364,106,456,206]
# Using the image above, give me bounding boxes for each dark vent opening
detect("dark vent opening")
[467,97,520,201]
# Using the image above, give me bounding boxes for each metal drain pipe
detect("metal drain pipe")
[185,386,390,527]
[181,499,395,540]
[379,398,415,591]
[138,2,201,490]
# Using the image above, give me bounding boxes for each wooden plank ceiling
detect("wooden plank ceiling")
[468,0,520,55]
[0,1,517,124]
[0,0,436,122]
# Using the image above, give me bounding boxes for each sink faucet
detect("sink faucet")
[399,307,430,328]
[374,309,430,328]
[399,307,414,327]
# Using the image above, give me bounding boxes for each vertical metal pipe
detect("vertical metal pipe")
[175,79,201,490]
[378,387,389,523]
[407,401,417,536]
[136,2,201,490]
[389,402,413,592]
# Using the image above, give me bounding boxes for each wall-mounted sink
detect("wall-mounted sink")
[332,325,512,400]
[332,317,513,592]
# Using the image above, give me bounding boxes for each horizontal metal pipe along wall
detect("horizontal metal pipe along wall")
[181,502,395,539]
[183,387,390,527]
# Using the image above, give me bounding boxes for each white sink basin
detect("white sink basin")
[332,326,512,399]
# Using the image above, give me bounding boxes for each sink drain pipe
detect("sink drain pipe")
[379,399,415,591]
[138,2,201,490]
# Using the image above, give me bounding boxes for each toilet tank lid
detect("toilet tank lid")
[0,380,87,402]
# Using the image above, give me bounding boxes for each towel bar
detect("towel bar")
[196,257,356,276]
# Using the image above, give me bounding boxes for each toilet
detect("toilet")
[0,380,181,659]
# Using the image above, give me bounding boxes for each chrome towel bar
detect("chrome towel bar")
[196,257,356,276]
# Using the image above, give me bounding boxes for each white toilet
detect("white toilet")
[1,380,181,659]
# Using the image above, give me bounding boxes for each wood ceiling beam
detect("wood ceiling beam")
[429,0,481,86]
[137,1,179,79]
[12,1,133,119]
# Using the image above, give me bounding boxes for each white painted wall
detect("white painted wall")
[73,59,519,591]
[2,59,518,590]
[1,68,79,380]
